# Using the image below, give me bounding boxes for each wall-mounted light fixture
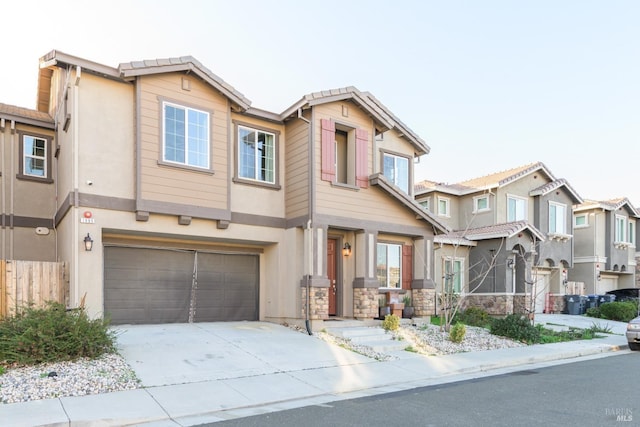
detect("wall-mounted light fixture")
[83,233,94,251]
[506,258,514,269]
[342,242,351,257]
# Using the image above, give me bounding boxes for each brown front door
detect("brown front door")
[327,238,337,316]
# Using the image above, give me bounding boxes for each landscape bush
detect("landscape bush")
[490,314,540,344]
[585,307,602,319]
[382,313,400,331]
[598,301,638,322]
[454,307,492,328]
[449,322,466,343]
[0,301,117,367]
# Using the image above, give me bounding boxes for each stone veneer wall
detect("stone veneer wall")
[413,289,436,317]
[462,294,515,316]
[300,287,328,320]
[513,294,532,314]
[547,294,567,314]
[353,288,378,319]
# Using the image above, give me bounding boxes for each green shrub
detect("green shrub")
[599,301,637,322]
[449,322,466,343]
[585,307,602,318]
[455,307,492,328]
[382,314,400,331]
[490,314,540,344]
[0,301,117,367]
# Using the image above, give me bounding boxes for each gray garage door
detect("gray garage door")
[104,247,259,325]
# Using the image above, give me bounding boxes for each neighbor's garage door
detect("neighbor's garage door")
[104,247,259,325]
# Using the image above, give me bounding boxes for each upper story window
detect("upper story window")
[507,195,527,221]
[18,133,52,183]
[321,119,368,189]
[437,196,450,217]
[420,199,430,212]
[377,243,402,288]
[163,102,210,169]
[382,152,409,194]
[549,202,567,234]
[238,125,275,184]
[574,214,588,228]
[473,195,490,213]
[615,215,627,243]
[629,220,636,247]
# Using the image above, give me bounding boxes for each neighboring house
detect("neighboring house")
[415,162,583,315]
[27,50,447,328]
[0,103,56,261]
[571,198,639,294]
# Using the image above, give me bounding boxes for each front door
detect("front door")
[327,238,337,316]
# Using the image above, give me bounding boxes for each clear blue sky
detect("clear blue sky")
[3,1,639,205]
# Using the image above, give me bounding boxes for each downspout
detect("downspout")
[0,118,5,260]
[298,108,313,335]
[9,120,15,260]
[72,66,81,307]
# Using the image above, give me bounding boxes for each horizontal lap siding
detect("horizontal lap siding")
[285,118,309,218]
[139,74,228,209]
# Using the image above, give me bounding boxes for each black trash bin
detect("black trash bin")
[598,294,616,305]
[586,294,599,310]
[565,295,582,315]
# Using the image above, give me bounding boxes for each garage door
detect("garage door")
[104,247,259,325]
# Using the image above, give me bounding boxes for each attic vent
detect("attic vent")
[342,105,349,117]
[182,78,191,91]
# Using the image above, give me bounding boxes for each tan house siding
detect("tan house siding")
[138,74,229,210]
[284,116,310,219]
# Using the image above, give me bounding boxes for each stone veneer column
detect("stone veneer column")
[300,224,330,320]
[352,230,380,319]
[411,237,437,316]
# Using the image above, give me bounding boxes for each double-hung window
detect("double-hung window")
[629,220,636,247]
[23,135,47,177]
[615,215,627,243]
[549,202,567,234]
[382,153,409,194]
[507,195,527,221]
[238,125,275,183]
[437,196,450,217]
[163,102,210,169]
[444,258,463,293]
[377,243,402,288]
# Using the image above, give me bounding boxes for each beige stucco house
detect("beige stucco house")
[28,50,448,329]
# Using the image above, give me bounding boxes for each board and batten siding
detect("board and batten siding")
[138,74,229,209]
[285,116,310,219]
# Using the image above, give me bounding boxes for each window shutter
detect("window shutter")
[402,245,413,290]
[321,119,336,182]
[355,128,369,188]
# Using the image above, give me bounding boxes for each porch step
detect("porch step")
[322,321,408,353]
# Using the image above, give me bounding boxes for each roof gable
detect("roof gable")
[529,178,583,204]
[575,197,640,217]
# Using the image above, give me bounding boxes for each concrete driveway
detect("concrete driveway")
[114,321,375,388]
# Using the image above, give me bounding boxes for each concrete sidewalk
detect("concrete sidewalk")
[0,314,631,427]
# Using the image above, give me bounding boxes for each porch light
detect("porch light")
[342,242,351,257]
[83,233,94,251]
[506,258,514,269]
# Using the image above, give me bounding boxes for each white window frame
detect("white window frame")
[615,214,627,243]
[162,101,210,169]
[23,135,47,178]
[574,214,588,228]
[420,199,430,212]
[629,220,636,247]
[473,195,490,213]
[443,257,464,294]
[437,196,450,217]
[382,152,410,194]
[376,242,402,289]
[507,194,527,222]
[549,201,567,234]
[238,125,276,184]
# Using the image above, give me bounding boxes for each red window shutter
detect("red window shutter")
[321,119,336,182]
[402,245,413,290]
[355,128,369,188]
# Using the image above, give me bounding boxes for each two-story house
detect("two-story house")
[415,162,583,315]
[31,50,447,328]
[571,198,638,294]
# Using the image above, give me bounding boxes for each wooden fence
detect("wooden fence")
[0,260,68,318]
